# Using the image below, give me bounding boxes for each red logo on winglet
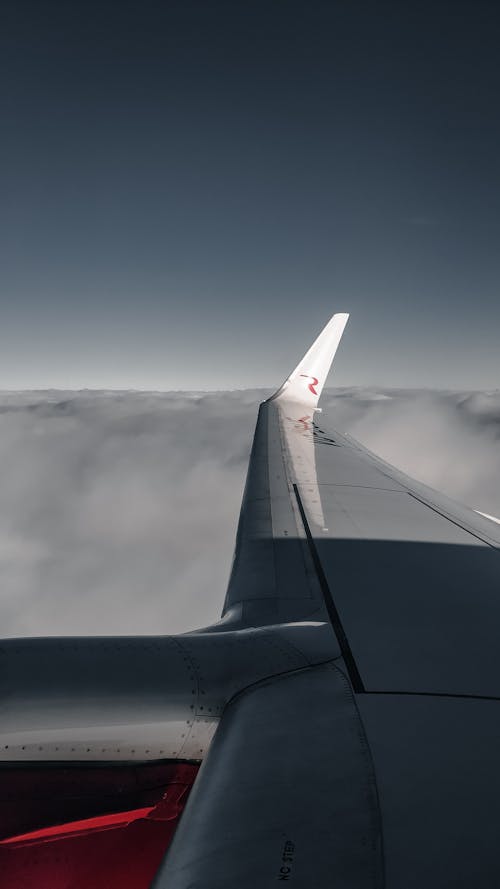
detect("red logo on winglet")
[300,374,319,396]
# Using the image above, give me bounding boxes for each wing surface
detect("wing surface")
[159,313,500,889]
[224,312,500,698]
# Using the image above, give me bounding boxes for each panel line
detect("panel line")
[408,492,500,550]
[293,484,365,693]
[363,690,500,703]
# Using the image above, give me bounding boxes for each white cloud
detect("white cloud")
[0,387,499,637]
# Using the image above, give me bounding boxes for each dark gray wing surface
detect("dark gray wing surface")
[292,416,500,698]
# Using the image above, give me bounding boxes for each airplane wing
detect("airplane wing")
[2,313,500,888]
[155,313,500,889]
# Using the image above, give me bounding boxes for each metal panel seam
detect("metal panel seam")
[221,657,343,712]
[332,662,387,889]
[407,492,500,550]
[292,484,365,693]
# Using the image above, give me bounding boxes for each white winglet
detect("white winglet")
[268,312,349,407]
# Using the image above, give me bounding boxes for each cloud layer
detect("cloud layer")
[0,388,499,637]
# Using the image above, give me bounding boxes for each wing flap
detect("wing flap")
[288,416,500,697]
[153,663,383,889]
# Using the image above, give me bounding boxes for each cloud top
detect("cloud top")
[0,388,499,637]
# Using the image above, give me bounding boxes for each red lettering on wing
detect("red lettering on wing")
[300,374,319,395]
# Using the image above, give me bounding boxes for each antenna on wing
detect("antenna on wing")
[268,312,349,408]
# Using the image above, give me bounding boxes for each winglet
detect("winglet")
[268,312,349,407]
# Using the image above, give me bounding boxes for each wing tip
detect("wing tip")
[268,311,349,406]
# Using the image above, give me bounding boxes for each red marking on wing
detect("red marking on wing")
[299,374,319,395]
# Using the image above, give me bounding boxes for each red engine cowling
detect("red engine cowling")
[0,760,199,888]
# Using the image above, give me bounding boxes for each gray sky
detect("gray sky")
[0,388,499,637]
[1,1,499,390]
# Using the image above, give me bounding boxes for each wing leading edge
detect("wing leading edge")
[222,312,350,628]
